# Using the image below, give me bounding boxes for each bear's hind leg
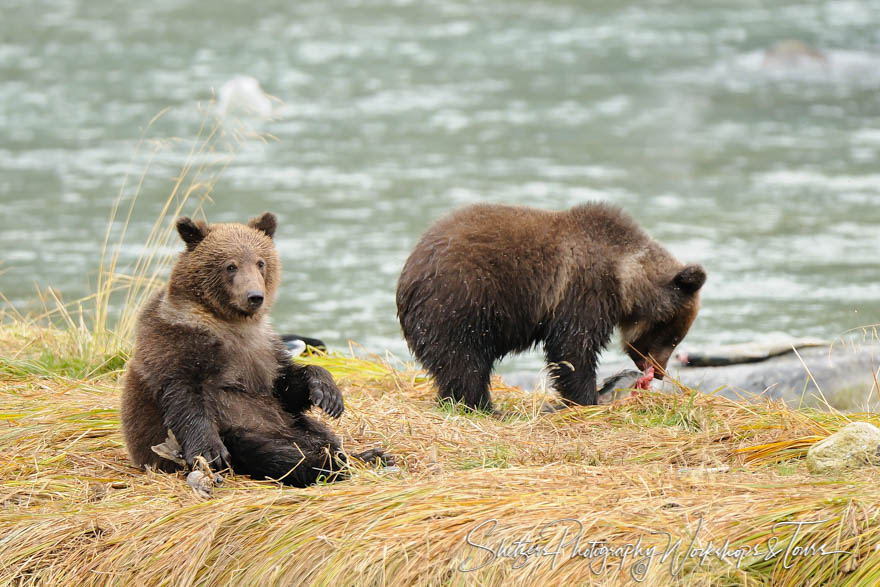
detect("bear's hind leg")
[223,418,345,487]
[431,351,494,412]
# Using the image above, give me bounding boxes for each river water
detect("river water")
[2,0,880,371]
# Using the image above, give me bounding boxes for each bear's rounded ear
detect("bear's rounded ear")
[248,212,277,239]
[176,217,209,251]
[673,264,706,294]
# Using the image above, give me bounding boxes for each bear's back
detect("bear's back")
[398,203,652,313]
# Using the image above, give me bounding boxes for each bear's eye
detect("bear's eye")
[226,263,237,273]
[257,260,265,270]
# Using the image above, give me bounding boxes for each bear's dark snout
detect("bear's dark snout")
[630,352,670,380]
[246,291,264,308]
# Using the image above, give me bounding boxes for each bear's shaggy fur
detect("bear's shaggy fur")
[121,212,385,486]
[396,203,706,412]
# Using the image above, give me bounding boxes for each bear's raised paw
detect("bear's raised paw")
[307,366,345,418]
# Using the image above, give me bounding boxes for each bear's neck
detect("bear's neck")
[160,290,270,337]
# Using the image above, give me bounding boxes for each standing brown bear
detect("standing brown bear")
[396,202,706,412]
[121,212,386,487]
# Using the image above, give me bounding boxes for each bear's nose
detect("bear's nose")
[247,291,264,308]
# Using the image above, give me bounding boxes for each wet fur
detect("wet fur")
[122,213,379,487]
[396,202,706,412]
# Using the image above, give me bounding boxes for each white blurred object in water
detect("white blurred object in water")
[216,76,273,118]
[761,40,828,70]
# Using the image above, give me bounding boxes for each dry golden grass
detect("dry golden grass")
[2,327,880,586]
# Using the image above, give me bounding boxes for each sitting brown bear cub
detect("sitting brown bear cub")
[121,212,386,486]
[396,202,706,412]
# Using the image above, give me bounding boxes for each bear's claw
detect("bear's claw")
[309,379,344,418]
[186,437,231,471]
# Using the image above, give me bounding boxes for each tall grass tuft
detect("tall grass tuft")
[2,105,270,372]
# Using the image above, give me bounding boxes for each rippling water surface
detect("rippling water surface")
[2,0,880,370]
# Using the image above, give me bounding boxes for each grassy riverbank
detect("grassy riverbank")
[2,322,880,585]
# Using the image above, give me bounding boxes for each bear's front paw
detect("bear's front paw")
[308,376,344,418]
[185,437,231,471]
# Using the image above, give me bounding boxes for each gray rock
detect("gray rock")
[503,342,880,411]
[806,422,880,474]
[663,343,880,411]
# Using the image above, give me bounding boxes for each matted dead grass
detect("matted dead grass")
[2,328,880,586]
